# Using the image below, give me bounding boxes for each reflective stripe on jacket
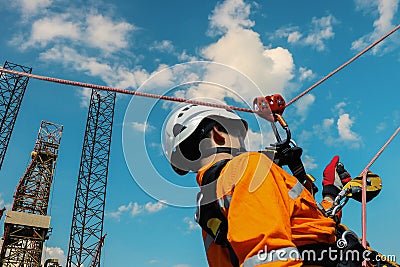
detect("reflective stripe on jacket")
[196,152,337,267]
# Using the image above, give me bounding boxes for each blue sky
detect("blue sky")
[0,0,400,266]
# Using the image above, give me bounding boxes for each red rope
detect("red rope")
[360,126,400,250]
[0,68,254,113]
[0,24,398,114]
[286,24,400,107]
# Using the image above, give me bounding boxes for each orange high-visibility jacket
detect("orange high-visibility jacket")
[196,152,337,267]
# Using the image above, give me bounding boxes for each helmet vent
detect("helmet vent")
[177,113,184,118]
[173,123,186,136]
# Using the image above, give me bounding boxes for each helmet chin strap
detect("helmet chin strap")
[202,135,247,158]
[202,147,246,158]
[172,147,246,176]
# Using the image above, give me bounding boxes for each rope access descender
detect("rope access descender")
[253,94,318,195]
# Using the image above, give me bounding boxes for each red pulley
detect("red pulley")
[253,94,286,122]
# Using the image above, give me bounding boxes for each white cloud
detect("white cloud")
[173,264,191,267]
[14,0,53,18]
[131,121,155,133]
[150,40,175,53]
[273,26,301,44]
[208,0,255,35]
[183,217,201,231]
[145,201,167,213]
[354,0,376,11]
[287,31,302,43]
[14,5,136,54]
[298,67,315,82]
[311,99,361,148]
[376,121,387,132]
[131,202,143,217]
[298,130,312,144]
[273,15,337,51]
[352,0,399,54]
[304,15,337,51]
[22,15,80,49]
[263,47,294,89]
[313,122,334,146]
[178,50,198,61]
[42,246,67,267]
[201,0,295,103]
[337,113,361,143]
[143,64,176,90]
[294,94,315,121]
[203,29,294,99]
[107,202,135,221]
[149,40,198,62]
[39,47,109,84]
[303,155,318,170]
[107,201,167,221]
[374,0,398,31]
[333,101,347,115]
[77,88,92,108]
[312,112,361,148]
[40,45,150,106]
[323,118,335,130]
[85,14,135,53]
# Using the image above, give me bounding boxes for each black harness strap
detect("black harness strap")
[261,146,319,195]
[195,159,239,267]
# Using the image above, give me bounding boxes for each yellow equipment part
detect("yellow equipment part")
[342,171,382,202]
[207,218,222,236]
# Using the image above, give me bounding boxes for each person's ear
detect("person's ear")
[211,125,225,145]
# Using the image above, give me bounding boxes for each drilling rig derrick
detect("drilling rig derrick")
[0,121,63,267]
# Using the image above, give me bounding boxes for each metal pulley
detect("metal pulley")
[254,93,318,195]
[253,94,287,127]
[253,94,290,145]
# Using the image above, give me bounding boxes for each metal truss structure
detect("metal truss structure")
[0,61,32,170]
[0,121,63,267]
[67,89,116,267]
[89,234,106,267]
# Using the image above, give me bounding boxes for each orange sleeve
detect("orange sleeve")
[220,153,303,267]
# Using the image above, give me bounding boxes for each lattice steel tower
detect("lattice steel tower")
[0,121,63,267]
[67,89,116,267]
[0,61,32,170]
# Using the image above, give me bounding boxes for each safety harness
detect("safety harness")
[195,158,239,267]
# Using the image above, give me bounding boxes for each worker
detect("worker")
[163,104,366,267]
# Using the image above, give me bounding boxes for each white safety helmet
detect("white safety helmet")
[163,104,248,175]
